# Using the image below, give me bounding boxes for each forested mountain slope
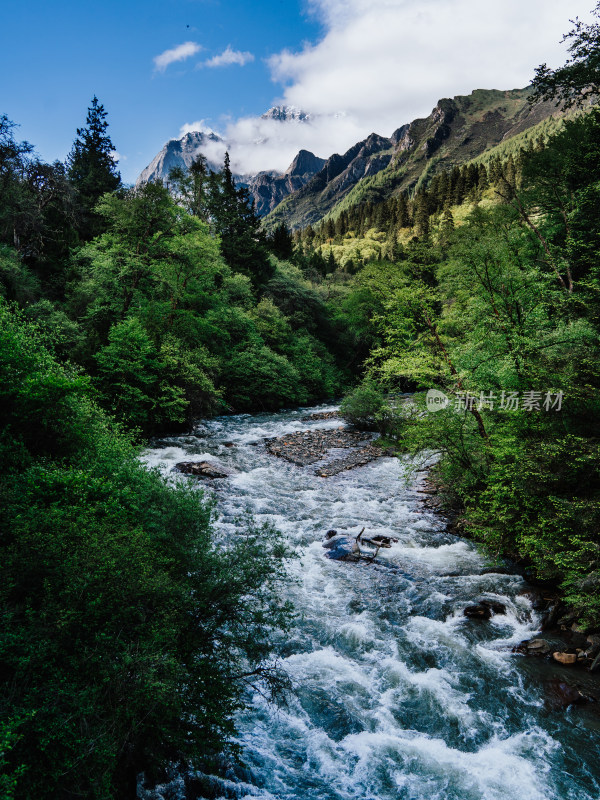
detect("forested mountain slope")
[265,87,564,231]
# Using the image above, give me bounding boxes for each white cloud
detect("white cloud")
[221,0,593,174]
[110,150,126,163]
[175,121,228,168]
[270,0,590,125]
[179,120,218,137]
[154,41,202,72]
[165,1,592,177]
[202,45,255,68]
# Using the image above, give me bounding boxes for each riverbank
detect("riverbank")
[415,465,600,712]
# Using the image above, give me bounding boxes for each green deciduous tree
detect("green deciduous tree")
[531,3,600,108]
[0,301,292,798]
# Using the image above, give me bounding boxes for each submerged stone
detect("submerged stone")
[322,534,360,562]
[521,638,552,656]
[545,679,589,709]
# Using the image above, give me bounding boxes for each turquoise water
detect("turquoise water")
[142,405,600,800]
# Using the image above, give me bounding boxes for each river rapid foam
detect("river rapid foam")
[141,405,600,800]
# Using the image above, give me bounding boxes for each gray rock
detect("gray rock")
[464,600,507,620]
[525,639,552,655]
[544,679,589,709]
[175,461,234,479]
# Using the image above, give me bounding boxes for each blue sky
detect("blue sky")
[0,0,592,183]
[1,0,321,181]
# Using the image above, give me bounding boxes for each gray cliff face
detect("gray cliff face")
[136,131,228,186]
[137,107,320,216]
[246,150,326,216]
[266,88,564,230]
[139,90,562,230]
[266,131,397,228]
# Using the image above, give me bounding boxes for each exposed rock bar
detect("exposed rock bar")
[264,428,372,466]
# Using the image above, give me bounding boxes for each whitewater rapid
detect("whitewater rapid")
[142,405,600,800]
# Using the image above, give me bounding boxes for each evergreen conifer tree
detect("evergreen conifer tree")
[268,223,294,260]
[67,97,120,240]
[206,153,273,290]
[327,249,337,274]
[414,194,430,239]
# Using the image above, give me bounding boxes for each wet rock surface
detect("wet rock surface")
[322,528,398,563]
[513,590,600,675]
[517,638,553,656]
[411,471,600,687]
[300,410,340,421]
[544,679,592,709]
[463,600,507,620]
[316,444,396,477]
[553,651,578,665]
[264,428,392,473]
[323,533,361,562]
[175,460,235,479]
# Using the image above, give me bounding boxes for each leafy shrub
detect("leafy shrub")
[340,381,388,431]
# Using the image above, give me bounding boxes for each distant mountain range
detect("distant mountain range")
[136,106,324,216]
[265,88,564,230]
[137,90,564,229]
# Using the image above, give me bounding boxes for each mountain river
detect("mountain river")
[142,404,600,800]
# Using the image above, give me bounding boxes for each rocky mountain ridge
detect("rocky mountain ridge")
[136,106,322,214]
[138,89,565,229]
[265,88,565,230]
[136,129,230,187]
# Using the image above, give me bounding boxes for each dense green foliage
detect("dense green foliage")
[531,2,600,108]
[2,16,600,794]
[339,381,390,432]
[331,108,600,627]
[0,302,292,798]
[0,99,349,797]
[0,103,349,437]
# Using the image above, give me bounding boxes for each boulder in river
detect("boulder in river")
[175,461,234,479]
[540,599,566,631]
[301,411,340,421]
[544,679,590,709]
[585,634,600,658]
[265,428,380,468]
[552,651,578,665]
[515,638,552,656]
[463,600,507,620]
[322,534,360,562]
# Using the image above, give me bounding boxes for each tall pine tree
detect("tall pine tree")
[207,153,273,290]
[68,96,120,240]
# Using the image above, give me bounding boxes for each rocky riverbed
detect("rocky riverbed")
[415,467,600,709]
[264,426,395,475]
